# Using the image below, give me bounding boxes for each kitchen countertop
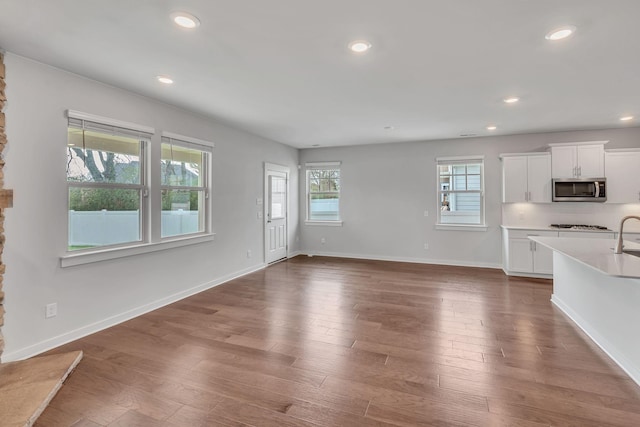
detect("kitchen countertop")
[500,225,615,233]
[530,236,640,278]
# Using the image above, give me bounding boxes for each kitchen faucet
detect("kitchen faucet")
[614,215,640,254]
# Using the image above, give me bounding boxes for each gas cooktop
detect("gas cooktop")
[550,224,610,231]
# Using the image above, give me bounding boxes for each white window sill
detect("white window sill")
[305,220,343,227]
[61,233,215,268]
[435,224,488,232]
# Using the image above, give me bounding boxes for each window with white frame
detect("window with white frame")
[67,113,151,251]
[436,156,485,226]
[65,111,214,260]
[306,162,341,222]
[161,135,211,238]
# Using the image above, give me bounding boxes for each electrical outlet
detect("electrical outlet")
[321,237,326,244]
[424,210,429,217]
[257,211,263,219]
[45,303,57,319]
[247,250,252,258]
[424,243,429,250]
[256,197,263,205]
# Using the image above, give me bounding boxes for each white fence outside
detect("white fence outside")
[68,210,199,246]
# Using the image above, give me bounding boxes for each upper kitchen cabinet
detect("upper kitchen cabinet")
[605,149,640,203]
[549,141,607,178]
[500,153,551,203]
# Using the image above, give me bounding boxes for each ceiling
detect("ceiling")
[0,0,638,149]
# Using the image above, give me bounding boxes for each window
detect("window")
[67,113,151,251]
[161,135,211,238]
[436,156,485,227]
[64,111,215,266]
[306,162,341,224]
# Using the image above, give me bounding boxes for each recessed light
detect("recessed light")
[545,26,576,41]
[157,75,174,84]
[348,40,372,53]
[620,116,634,122]
[384,126,395,130]
[171,12,200,29]
[503,97,519,104]
[487,125,497,131]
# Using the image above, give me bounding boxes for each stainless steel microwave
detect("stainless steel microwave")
[552,178,606,202]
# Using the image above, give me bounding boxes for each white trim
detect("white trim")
[161,131,215,148]
[552,295,640,387]
[264,162,290,173]
[606,148,640,153]
[305,161,341,168]
[502,269,552,279]
[435,224,488,231]
[288,251,303,258]
[436,155,484,163]
[67,109,155,134]
[61,233,215,267]
[548,140,609,147]
[1,262,266,362]
[301,251,502,270]
[499,152,550,159]
[305,220,343,227]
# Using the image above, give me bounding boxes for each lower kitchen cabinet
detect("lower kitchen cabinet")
[502,227,618,277]
[502,229,557,276]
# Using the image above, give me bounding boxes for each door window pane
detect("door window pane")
[270,176,286,219]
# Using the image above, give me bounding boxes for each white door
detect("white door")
[265,164,289,264]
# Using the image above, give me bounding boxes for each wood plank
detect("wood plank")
[36,256,640,425]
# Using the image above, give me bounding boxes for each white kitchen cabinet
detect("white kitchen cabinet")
[502,228,558,276]
[549,141,606,178]
[558,231,615,239]
[604,150,640,203]
[502,227,618,278]
[500,153,551,203]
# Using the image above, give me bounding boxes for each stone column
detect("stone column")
[0,51,15,358]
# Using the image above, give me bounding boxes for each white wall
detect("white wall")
[2,53,299,361]
[299,128,640,266]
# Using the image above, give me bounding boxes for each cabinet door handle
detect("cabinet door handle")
[528,191,532,201]
[578,165,582,176]
[524,191,528,201]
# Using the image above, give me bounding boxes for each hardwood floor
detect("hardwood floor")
[37,256,640,426]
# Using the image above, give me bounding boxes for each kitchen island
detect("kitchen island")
[531,236,640,386]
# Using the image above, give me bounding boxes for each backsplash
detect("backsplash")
[502,202,640,232]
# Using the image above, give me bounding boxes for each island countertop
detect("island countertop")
[530,236,640,279]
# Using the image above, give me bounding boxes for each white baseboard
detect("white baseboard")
[551,294,640,387]
[502,269,553,279]
[301,251,502,270]
[1,263,267,363]
[287,250,302,259]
